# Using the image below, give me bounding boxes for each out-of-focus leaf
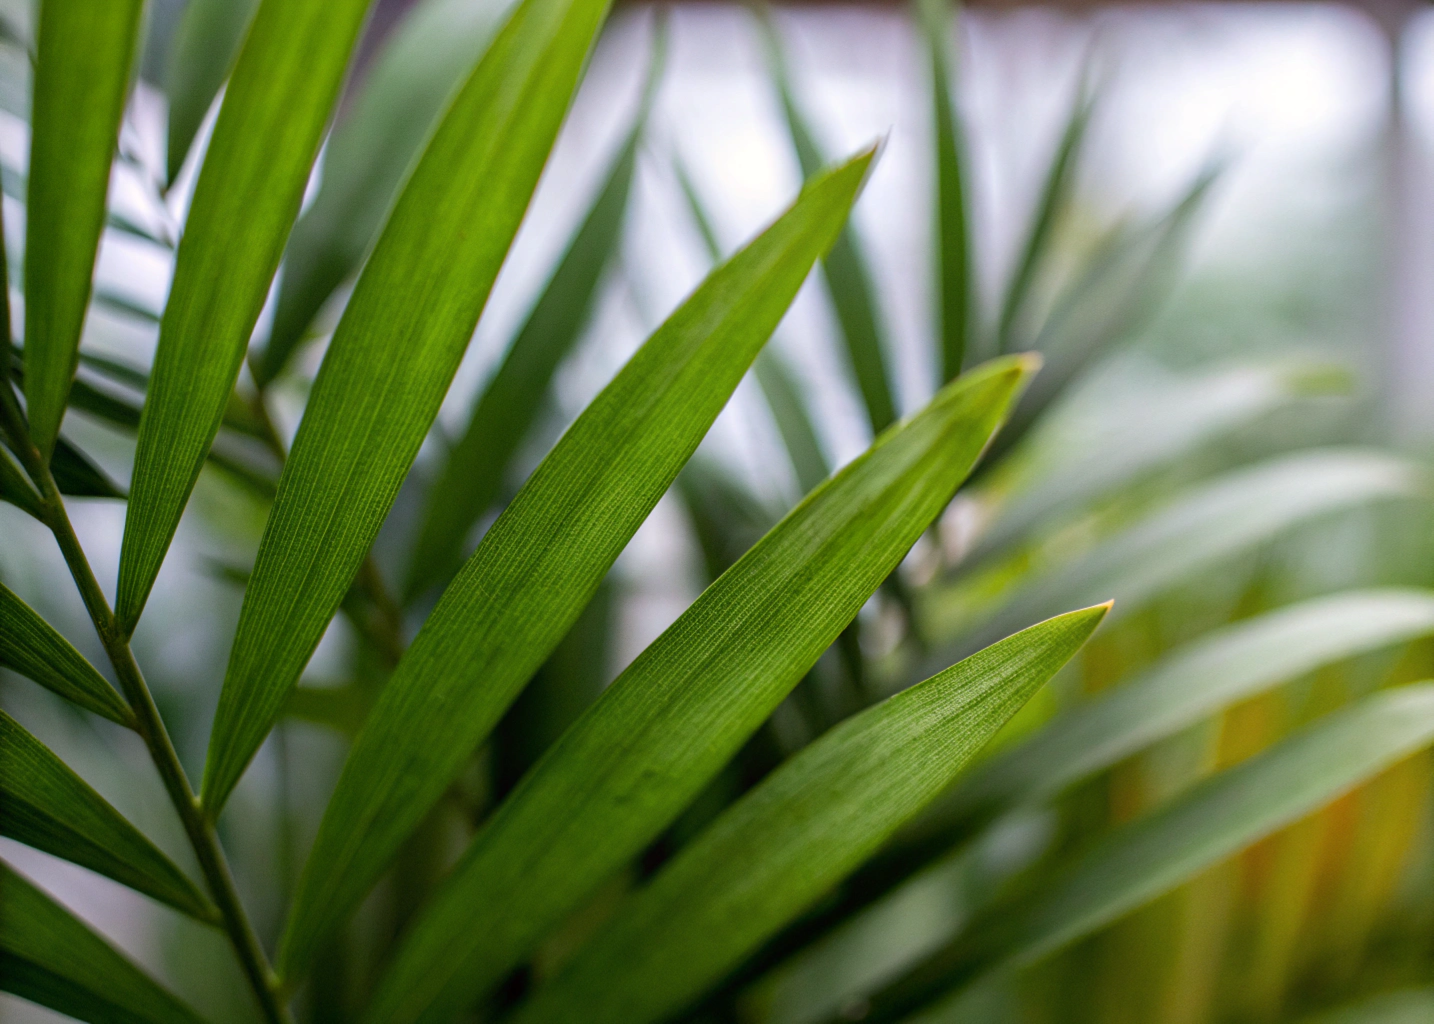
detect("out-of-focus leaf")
[201,0,617,817]
[47,436,126,500]
[1302,989,1434,1024]
[971,358,1351,562]
[993,82,1092,353]
[118,0,373,633]
[0,861,207,1024]
[511,606,1108,1024]
[0,583,131,726]
[283,684,371,736]
[93,290,160,324]
[980,162,1220,468]
[281,149,878,986]
[22,0,145,459]
[915,0,973,380]
[678,456,780,582]
[759,10,897,435]
[404,52,658,600]
[365,355,1032,1024]
[932,588,1434,830]
[164,0,260,184]
[0,711,216,921]
[846,684,1434,1023]
[256,0,517,384]
[927,449,1426,663]
[0,443,42,516]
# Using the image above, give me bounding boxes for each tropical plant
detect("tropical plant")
[1,0,1432,1023]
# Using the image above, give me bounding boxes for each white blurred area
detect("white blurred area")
[3,4,1434,1020]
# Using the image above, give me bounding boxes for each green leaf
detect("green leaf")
[0,442,42,516]
[201,0,617,816]
[511,605,1108,1024]
[915,0,973,381]
[849,684,1434,1023]
[0,582,131,725]
[0,860,208,1024]
[404,52,657,600]
[117,0,373,632]
[48,435,126,500]
[1302,989,1434,1024]
[364,354,1033,1024]
[280,147,879,985]
[164,0,260,184]
[928,448,1426,662]
[759,10,897,434]
[0,711,217,921]
[21,0,145,460]
[255,0,518,384]
[932,587,1434,831]
[993,80,1092,353]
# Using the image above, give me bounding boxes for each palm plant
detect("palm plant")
[1,1,1433,1024]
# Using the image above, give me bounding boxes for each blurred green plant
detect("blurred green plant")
[1,1,1432,1023]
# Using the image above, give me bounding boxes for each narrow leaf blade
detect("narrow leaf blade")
[164,0,260,183]
[118,0,373,631]
[22,0,144,459]
[201,0,616,815]
[364,354,1033,1024]
[0,712,216,921]
[512,606,1109,1024]
[282,148,879,984]
[0,583,131,726]
[0,861,208,1024]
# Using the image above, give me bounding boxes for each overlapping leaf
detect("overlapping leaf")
[21,0,144,460]
[365,355,1032,1024]
[0,861,206,1024]
[282,148,878,984]
[164,0,260,182]
[0,583,131,725]
[202,0,617,815]
[511,606,1108,1024]
[0,712,216,921]
[118,0,373,631]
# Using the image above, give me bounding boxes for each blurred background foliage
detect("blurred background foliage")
[6,0,1434,1021]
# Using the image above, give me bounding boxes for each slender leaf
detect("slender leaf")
[164,0,260,184]
[364,355,1033,1024]
[47,435,126,500]
[994,81,1092,352]
[0,711,216,921]
[927,449,1427,663]
[933,588,1434,830]
[759,10,897,434]
[848,684,1434,1023]
[22,0,144,460]
[0,582,131,725]
[201,0,617,816]
[916,0,973,380]
[0,442,42,516]
[404,56,656,600]
[0,861,207,1024]
[755,353,831,496]
[117,0,373,632]
[256,0,517,384]
[1303,989,1434,1024]
[512,606,1108,1024]
[281,148,879,983]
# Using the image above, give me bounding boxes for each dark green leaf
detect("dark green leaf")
[201,0,616,817]
[759,10,897,434]
[915,0,973,380]
[511,606,1108,1024]
[164,0,260,184]
[256,0,517,384]
[0,582,131,725]
[280,147,878,984]
[22,0,145,460]
[850,684,1434,1023]
[0,711,217,921]
[404,54,657,600]
[0,860,208,1024]
[48,435,126,500]
[118,0,373,632]
[364,354,1032,1024]
[0,442,42,516]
